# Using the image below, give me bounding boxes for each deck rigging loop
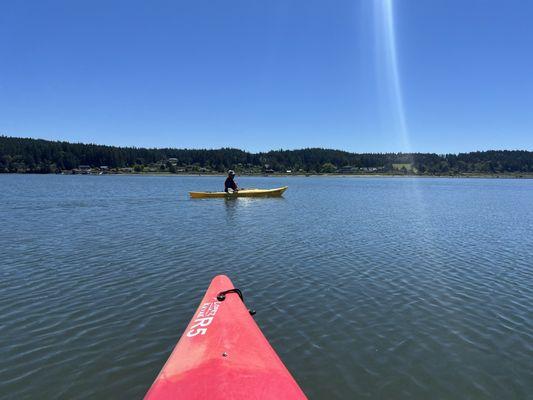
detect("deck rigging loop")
[217,288,256,316]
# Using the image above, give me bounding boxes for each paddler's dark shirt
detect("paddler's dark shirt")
[224,177,237,192]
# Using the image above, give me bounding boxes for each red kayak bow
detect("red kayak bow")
[145,275,307,399]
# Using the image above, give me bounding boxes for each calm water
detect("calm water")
[1,175,532,399]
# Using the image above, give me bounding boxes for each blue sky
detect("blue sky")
[1,0,532,152]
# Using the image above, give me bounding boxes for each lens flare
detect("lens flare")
[374,0,410,151]
[373,1,432,225]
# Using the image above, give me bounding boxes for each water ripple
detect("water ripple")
[0,175,532,399]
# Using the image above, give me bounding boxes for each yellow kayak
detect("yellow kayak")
[189,186,288,198]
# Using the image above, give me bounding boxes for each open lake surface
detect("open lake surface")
[1,175,532,399]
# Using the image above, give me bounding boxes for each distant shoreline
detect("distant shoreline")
[2,136,532,177]
[3,172,533,179]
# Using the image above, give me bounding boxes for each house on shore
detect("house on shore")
[337,166,358,174]
[77,165,91,174]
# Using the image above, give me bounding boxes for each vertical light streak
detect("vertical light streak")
[374,1,433,232]
[375,0,411,151]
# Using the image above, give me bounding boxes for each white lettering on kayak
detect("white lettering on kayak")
[186,300,220,337]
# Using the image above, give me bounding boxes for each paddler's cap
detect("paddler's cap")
[228,170,235,176]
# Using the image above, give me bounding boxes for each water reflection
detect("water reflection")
[224,197,286,223]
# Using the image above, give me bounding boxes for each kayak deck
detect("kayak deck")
[145,275,306,399]
[189,186,288,198]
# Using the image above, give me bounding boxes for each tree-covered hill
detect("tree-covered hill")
[1,135,532,174]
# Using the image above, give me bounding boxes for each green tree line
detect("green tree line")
[1,135,532,174]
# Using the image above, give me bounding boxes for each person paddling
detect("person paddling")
[224,170,239,193]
